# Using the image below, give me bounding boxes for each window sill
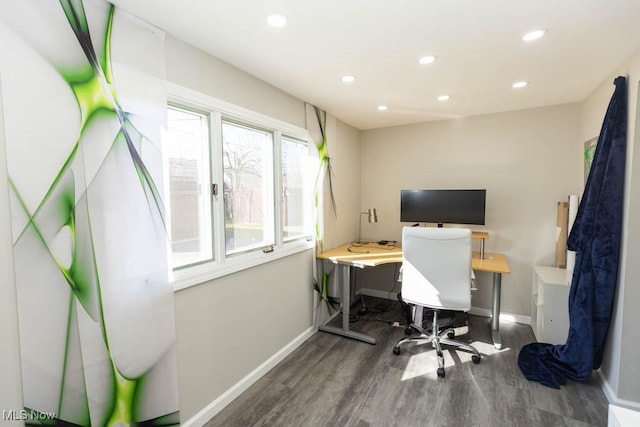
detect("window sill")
[172,239,314,292]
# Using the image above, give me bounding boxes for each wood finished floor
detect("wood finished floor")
[204,297,609,427]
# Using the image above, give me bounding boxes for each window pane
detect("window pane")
[282,136,310,241]
[222,121,274,255]
[164,106,213,268]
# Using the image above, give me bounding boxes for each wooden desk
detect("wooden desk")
[316,242,401,344]
[316,242,510,348]
[316,242,402,267]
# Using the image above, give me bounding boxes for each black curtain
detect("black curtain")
[518,76,627,388]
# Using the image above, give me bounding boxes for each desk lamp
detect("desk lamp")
[358,208,378,243]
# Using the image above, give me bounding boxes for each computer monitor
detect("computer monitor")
[400,189,486,226]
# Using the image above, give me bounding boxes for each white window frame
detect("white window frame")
[166,83,314,291]
[220,118,275,257]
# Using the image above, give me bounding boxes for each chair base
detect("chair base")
[398,294,459,336]
[392,308,481,378]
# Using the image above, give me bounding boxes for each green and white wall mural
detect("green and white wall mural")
[0,0,180,425]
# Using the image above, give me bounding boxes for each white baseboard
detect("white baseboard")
[467,307,531,325]
[181,326,317,427]
[359,287,531,325]
[613,395,640,411]
[597,370,640,411]
[599,369,618,405]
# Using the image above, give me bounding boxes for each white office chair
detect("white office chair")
[392,226,481,378]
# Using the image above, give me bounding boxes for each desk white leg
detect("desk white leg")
[318,264,376,345]
[491,272,502,350]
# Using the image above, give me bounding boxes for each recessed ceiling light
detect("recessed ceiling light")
[341,75,356,83]
[267,14,287,28]
[522,29,546,42]
[418,55,437,65]
[512,81,528,89]
[437,95,451,101]
[377,105,388,111]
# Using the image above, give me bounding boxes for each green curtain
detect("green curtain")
[0,2,179,424]
[305,103,339,323]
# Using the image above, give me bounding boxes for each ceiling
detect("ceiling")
[110,0,640,130]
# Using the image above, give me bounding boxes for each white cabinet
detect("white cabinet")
[608,405,640,426]
[531,266,571,344]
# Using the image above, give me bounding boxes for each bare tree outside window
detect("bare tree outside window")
[222,121,274,254]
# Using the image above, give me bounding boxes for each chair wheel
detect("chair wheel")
[404,327,412,335]
[472,355,481,364]
[447,331,455,339]
[393,346,401,355]
[437,367,445,378]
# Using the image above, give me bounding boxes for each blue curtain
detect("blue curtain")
[518,76,627,388]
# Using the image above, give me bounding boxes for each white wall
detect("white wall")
[621,70,640,404]
[166,37,305,129]
[0,74,24,427]
[581,48,640,406]
[174,251,313,419]
[359,104,582,317]
[323,119,361,248]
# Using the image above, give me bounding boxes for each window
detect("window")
[162,84,313,289]
[164,106,213,268]
[281,136,311,241]
[222,121,274,255]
